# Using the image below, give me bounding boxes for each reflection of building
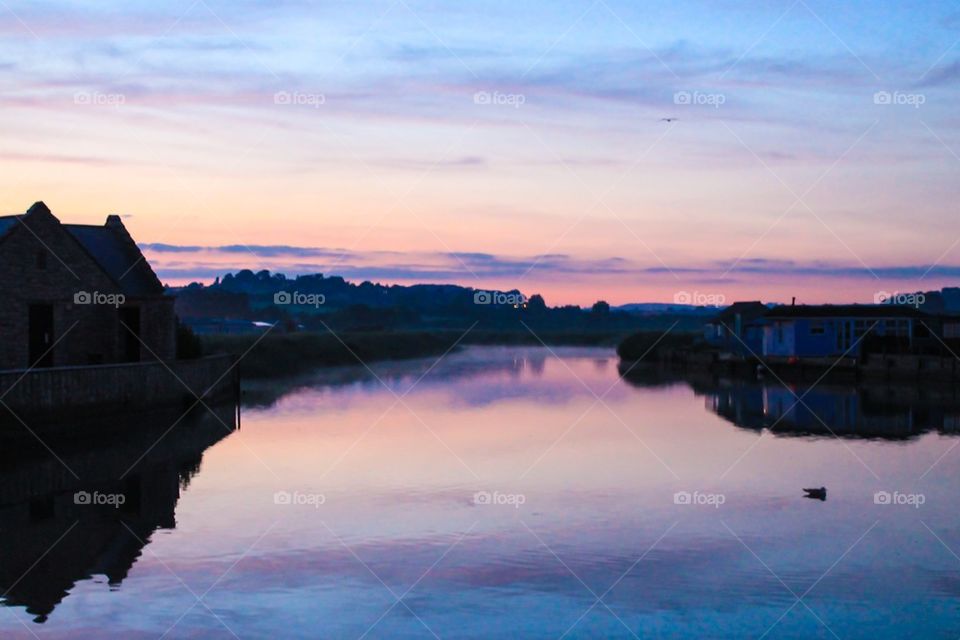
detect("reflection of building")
[0,402,237,623]
[759,386,919,437]
[618,365,960,439]
[700,377,949,439]
[706,379,766,429]
[620,361,960,439]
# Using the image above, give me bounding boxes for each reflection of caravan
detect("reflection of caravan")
[707,381,765,429]
[0,403,236,623]
[691,375,952,439]
[760,385,922,437]
[762,386,866,434]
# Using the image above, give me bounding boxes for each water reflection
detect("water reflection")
[241,345,553,409]
[0,401,238,623]
[621,365,960,440]
[1,349,957,638]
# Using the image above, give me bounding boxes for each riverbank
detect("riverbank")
[201,331,456,378]
[620,343,960,384]
[202,329,635,378]
[615,330,699,362]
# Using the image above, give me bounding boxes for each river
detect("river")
[1,346,958,638]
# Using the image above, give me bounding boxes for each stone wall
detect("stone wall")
[0,355,238,430]
[0,206,176,369]
[0,208,120,368]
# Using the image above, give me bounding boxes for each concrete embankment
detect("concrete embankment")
[0,355,239,433]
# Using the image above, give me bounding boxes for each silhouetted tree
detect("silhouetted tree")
[175,321,203,359]
[592,300,610,314]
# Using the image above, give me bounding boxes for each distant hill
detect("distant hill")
[171,269,529,320]
[167,269,707,340]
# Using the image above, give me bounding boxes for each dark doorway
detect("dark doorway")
[118,307,141,363]
[28,304,54,368]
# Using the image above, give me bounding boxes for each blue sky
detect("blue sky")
[1,0,959,303]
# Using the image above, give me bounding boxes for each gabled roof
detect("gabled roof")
[765,304,928,319]
[0,214,22,239]
[1,202,164,297]
[0,203,47,244]
[707,301,768,324]
[64,219,164,297]
[0,202,50,240]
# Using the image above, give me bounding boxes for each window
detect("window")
[809,321,825,335]
[838,321,854,349]
[36,250,47,270]
[853,319,869,338]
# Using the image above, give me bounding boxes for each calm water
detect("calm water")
[2,346,960,639]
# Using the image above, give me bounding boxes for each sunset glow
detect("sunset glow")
[2,0,959,304]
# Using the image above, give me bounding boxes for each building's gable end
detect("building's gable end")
[0,209,121,301]
[64,218,164,297]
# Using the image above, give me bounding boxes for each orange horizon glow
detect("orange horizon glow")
[2,1,958,306]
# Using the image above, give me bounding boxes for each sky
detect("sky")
[1,0,959,306]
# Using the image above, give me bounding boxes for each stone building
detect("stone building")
[0,201,175,369]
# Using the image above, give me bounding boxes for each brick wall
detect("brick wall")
[0,207,175,368]
[0,355,238,428]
